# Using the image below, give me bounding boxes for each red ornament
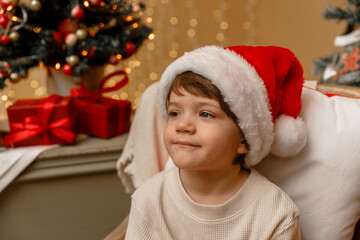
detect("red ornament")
[1,0,12,9]
[125,42,136,55]
[1,35,10,44]
[58,18,79,35]
[65,33,77,46]
[53,31,63,45]
[0,70,8,76]
[62,64,72,75]
[89,0,101,7]
[71,5,84,20]
[0,13,9,28]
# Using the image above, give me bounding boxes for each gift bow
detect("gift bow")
[70,70,129,100]
[4,94,75,147]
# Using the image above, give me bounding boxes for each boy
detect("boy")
[125,45,306,239]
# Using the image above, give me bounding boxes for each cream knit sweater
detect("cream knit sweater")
[125,167,300,240]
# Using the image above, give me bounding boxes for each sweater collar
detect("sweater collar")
[166,167,264,220]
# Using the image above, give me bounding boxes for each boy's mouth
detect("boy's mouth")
[174,140,200,148]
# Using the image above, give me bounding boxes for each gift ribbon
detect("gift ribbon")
[70,70,129,101]
[4,94,75,147]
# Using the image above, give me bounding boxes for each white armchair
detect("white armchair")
[107,82,360,240]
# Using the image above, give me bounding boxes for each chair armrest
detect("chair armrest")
[103,214,129,240]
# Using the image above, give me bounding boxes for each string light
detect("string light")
[220,21,228,30]
[7,90,15,98]
[169,50,177,58]
[187,29,195,38]
[33,27,42,33]
[4,102,12,108]
[111,94,120,100]
[147,42,155,50]
[189,18,197,27]
[106,65,115,72]
[55,63,61,69]
[107,79,116,87]
[125,16,133,22]
[30,80,39,88]
[120,92,129,100]
[214,1,228,45]
[134,90,142,97]
[132,23,139,28]
[149,72,157,81]
[35,86,46,97]
[148,33,155,40]
[1,95,8,101]
[170,17,178,25]
[137,83,146,91]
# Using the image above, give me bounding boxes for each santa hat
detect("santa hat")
[158,45,307,167]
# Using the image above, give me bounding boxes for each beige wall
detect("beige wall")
[1,0,348,114]
[252,0,347,80]
[168,0,347,80]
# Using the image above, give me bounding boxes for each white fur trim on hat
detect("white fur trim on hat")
[158,45,274,167]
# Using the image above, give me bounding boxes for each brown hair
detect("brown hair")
[165,71,249,166]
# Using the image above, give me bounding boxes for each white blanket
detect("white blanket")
[117,83,168,193]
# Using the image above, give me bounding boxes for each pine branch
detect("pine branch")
[323,5,349,21]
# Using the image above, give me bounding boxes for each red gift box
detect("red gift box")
[74,98,131,138]
[4,94,76,148]
[71,70,131,139]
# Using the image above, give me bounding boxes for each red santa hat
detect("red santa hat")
[158,45,307,167]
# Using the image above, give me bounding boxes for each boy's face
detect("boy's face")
[164,88,248,173]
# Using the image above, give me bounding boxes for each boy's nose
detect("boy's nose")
[176,115,196,134]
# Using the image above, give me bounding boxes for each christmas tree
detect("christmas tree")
[0,0,152,89]
[313,0,360,86]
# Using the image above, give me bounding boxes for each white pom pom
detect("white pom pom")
[271,115,307,158]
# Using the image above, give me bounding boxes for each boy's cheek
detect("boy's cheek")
[163,126,173,149]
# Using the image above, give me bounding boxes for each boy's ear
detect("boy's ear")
[237,140,249,155]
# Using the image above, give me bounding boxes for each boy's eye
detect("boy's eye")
[200,111,215,118]
[168,111,180,118]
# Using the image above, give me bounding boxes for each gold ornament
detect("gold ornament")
[66,55,80,66]
[29,0,42,11]
[75,29,87,40]
[9,72,20,82]
[9,31,19,41]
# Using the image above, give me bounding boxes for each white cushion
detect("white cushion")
[255,87,360,240]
